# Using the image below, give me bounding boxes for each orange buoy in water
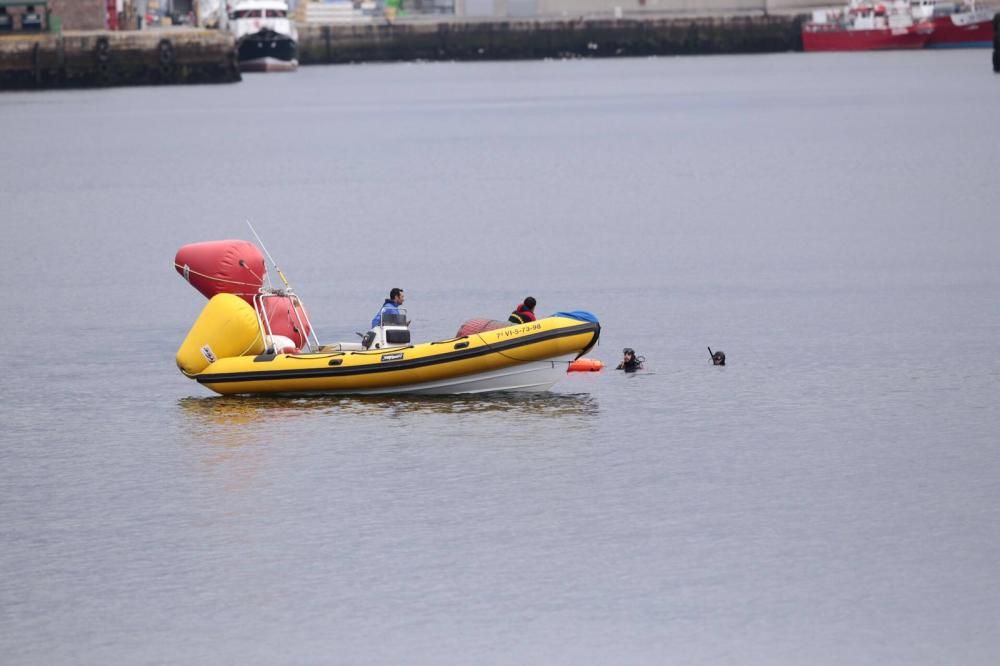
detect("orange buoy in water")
[568,358,603,372]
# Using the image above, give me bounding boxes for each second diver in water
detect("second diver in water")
[617,348,644,373]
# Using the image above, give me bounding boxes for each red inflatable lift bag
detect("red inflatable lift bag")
[455,318,508,337]
[174,240,266,304]
[258,295,312,349]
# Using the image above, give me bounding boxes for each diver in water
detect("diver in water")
[617,348,644,373]
[708,347,726,366]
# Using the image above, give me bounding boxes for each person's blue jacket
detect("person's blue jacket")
[371,299,400,328]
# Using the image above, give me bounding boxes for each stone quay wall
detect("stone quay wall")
[297,15,804,64]
[0,29,241,89]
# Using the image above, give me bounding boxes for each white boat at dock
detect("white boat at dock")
[228,0,298,72]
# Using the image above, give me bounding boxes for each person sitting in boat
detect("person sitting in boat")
[371,287,406,328]
[21,5,43,31]
[617,348,643,372]
[508,296,537,324]
[0,7,13,31]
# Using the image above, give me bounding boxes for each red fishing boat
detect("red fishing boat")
[910,0,995,47]
[803,1,934,51]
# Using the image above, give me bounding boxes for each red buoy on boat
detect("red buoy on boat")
[174,240,266,304]
[568,358,603,372]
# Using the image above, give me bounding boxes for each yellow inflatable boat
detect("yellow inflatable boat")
[177,292,600,396]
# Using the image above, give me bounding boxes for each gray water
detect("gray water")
[2,50,999,664]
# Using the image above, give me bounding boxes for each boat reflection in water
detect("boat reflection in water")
[175,392,599,496]
[177,392,600,428]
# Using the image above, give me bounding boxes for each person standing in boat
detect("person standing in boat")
[371,287,405,328]
[508,297,537,324]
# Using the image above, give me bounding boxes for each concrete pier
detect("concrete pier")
[0,30,240,89]
[297,15,803,65]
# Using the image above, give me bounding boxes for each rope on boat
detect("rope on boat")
[237,259,265,285]
[238,331,264,358]
[172,262,262,290]
[474,334,573,366]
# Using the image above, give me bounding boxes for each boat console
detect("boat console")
[362,309,411,350]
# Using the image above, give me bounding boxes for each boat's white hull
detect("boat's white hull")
[273,353,578,396]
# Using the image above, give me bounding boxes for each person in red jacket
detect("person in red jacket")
[508,296,537,324]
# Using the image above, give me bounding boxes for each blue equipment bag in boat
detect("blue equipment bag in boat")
[550,310,600,324]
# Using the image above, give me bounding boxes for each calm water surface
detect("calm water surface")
[2,50,999,664]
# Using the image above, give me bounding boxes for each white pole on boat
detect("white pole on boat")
[246,220,290,294]
[255,292,276,351]
[245,220,322,352]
